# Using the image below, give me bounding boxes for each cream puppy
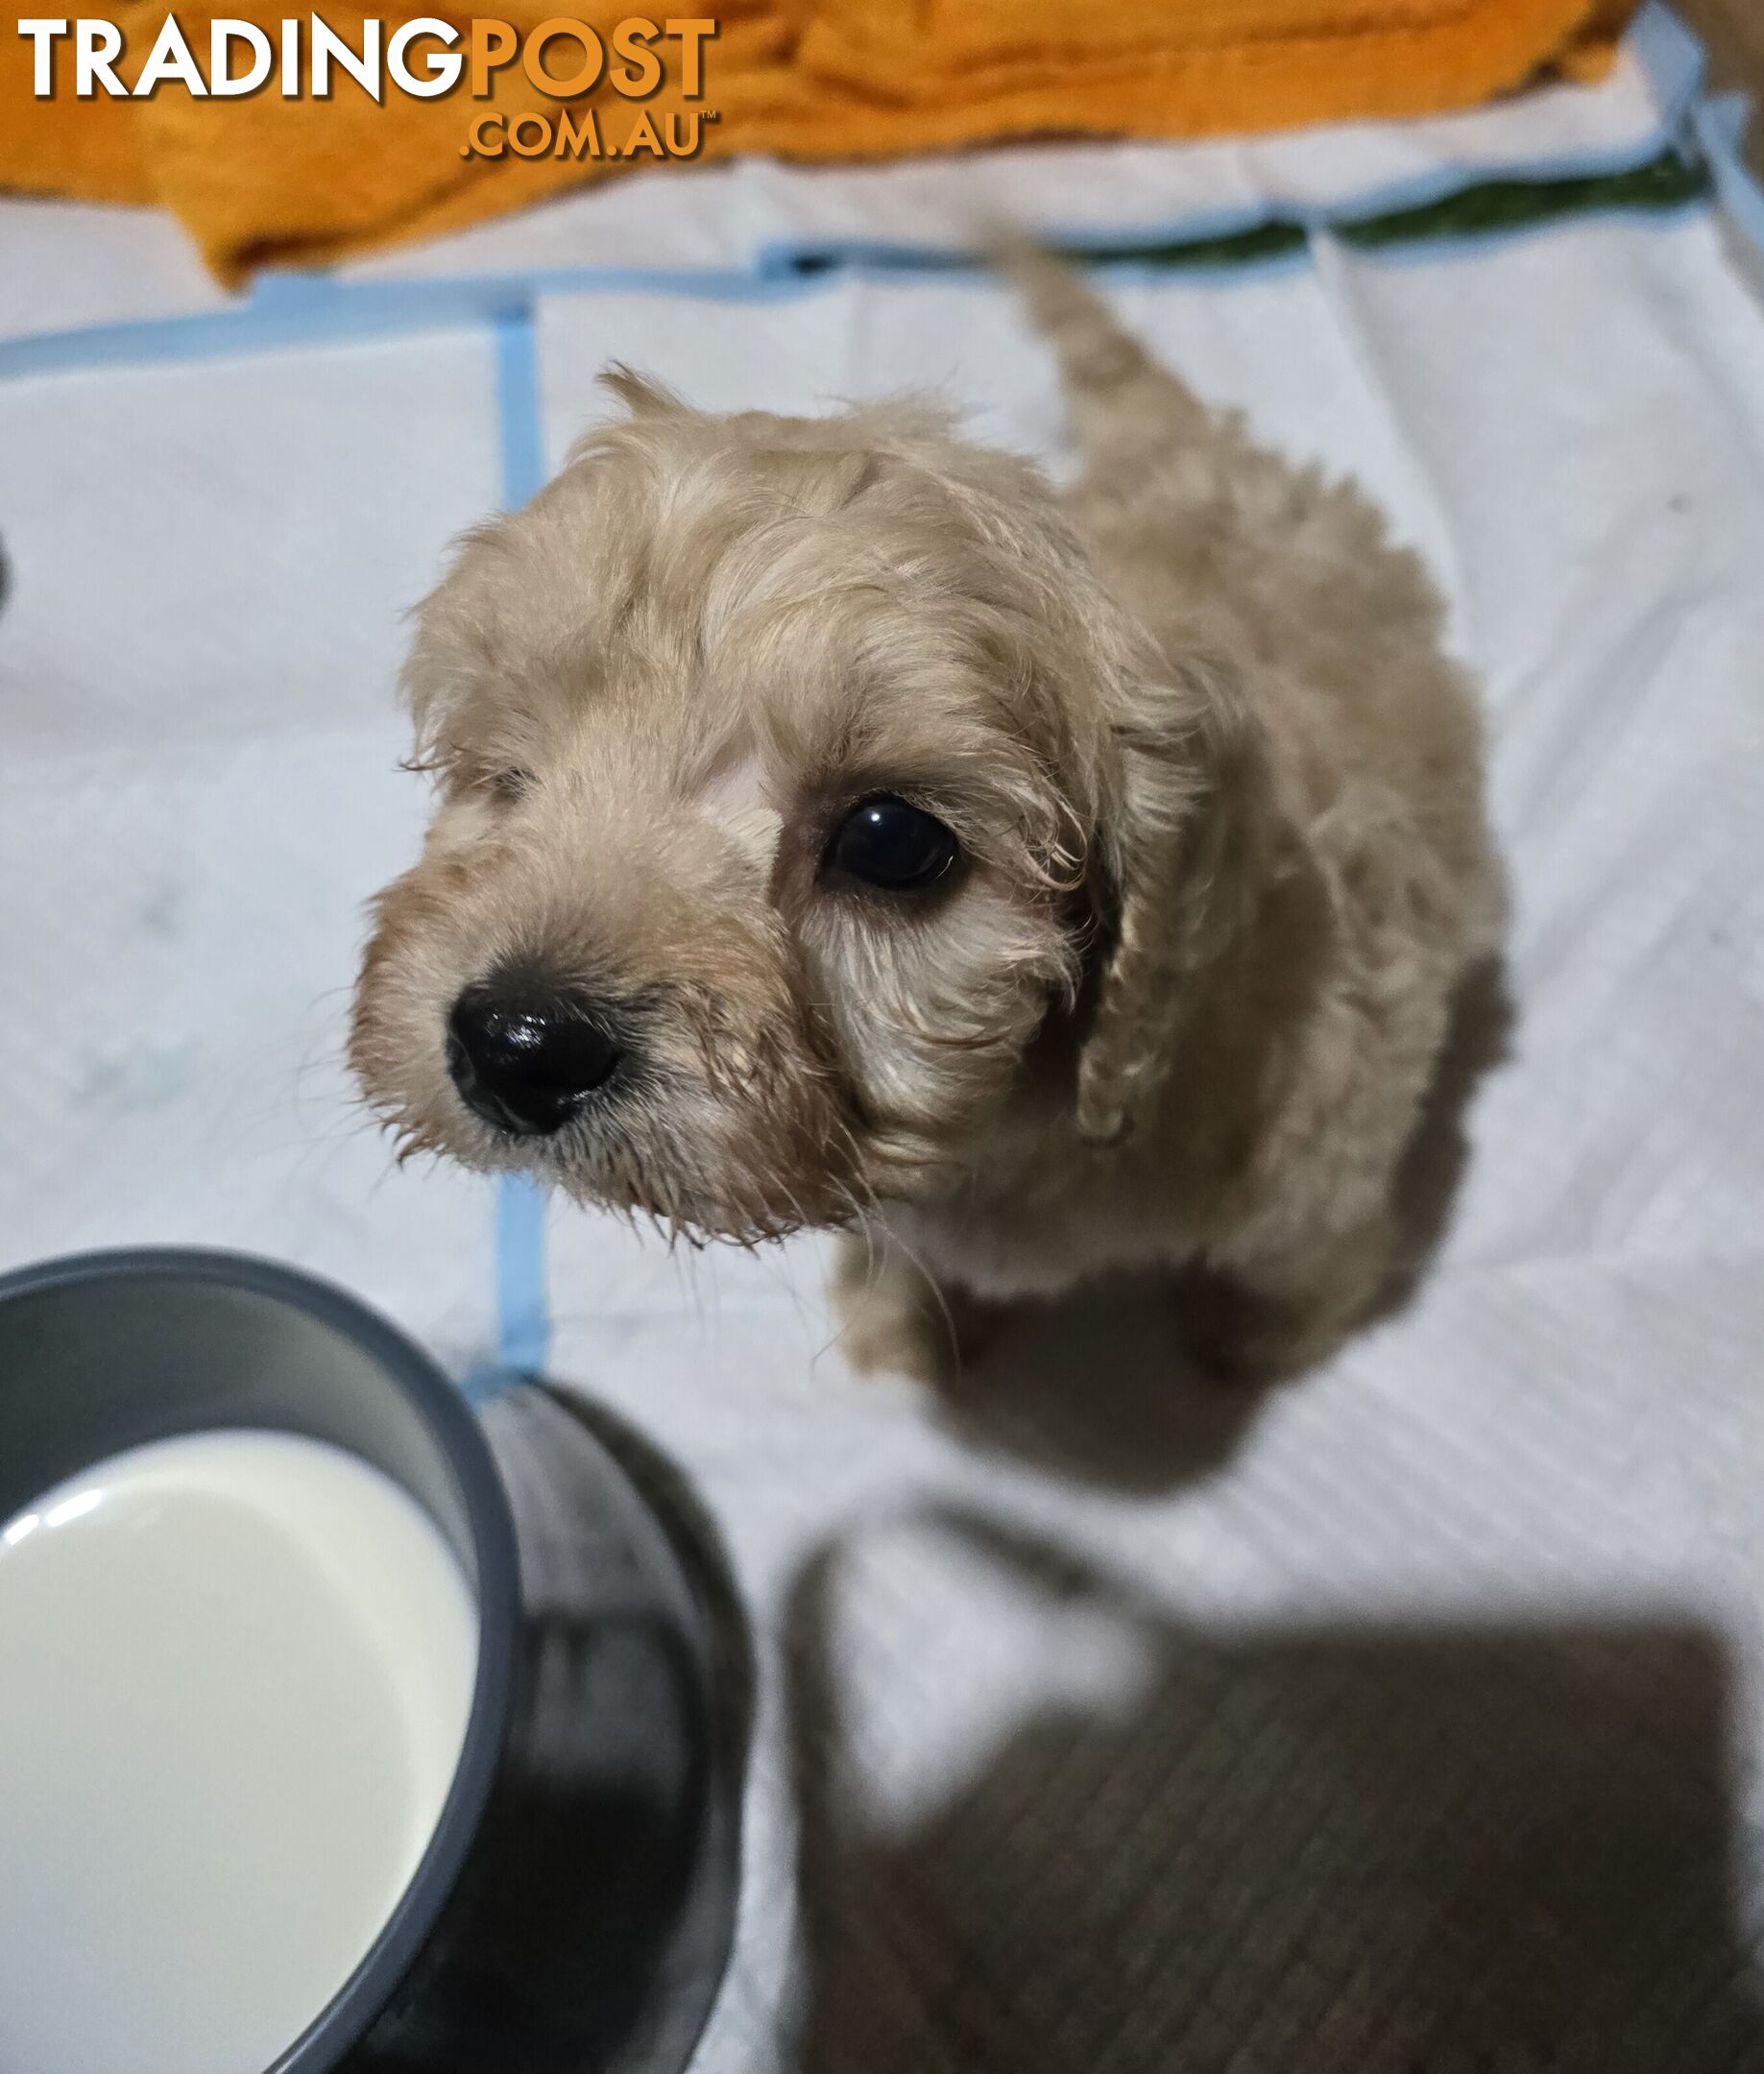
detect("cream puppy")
[351,256,1503,1381]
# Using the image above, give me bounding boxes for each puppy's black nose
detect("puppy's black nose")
[446,982,624,1138]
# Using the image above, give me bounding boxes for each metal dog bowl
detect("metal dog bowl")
[0,1247,743,2074]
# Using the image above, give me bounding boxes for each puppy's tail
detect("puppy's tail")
[992,238,1214,470]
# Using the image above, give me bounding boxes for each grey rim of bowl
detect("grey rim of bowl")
[0,1245,522,2074]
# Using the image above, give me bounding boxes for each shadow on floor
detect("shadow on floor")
[927,958,1514,1496]
[784,1506,1764,2074]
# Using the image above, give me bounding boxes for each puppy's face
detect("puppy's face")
[350,378,1154,1242]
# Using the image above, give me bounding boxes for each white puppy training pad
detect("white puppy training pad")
[0,329,507,1365]
[3,26,1764,2070]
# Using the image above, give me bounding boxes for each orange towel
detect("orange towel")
[1,0,1635,285]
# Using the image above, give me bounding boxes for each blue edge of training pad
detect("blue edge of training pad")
[468,306,553,1400]
[4,1,1757,1397]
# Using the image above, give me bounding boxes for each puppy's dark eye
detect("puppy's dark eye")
[484,767,531,805]
[825,795,959,891]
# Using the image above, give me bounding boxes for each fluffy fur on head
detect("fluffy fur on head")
[351,264,1502,1375]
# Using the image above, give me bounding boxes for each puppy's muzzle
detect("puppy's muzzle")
[446,976,625,1138]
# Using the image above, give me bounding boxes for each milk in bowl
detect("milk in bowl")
[0,1427,478,2074]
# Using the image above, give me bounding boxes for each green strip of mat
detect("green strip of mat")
[1063,146,1710,272]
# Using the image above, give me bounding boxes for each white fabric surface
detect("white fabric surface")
[0,198,232,342]
[0,327,506,1363]
[2,56,1763,2071]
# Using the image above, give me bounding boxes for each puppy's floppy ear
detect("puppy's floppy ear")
[1077,656,1271,1146]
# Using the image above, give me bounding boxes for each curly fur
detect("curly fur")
[350,256,1504,1380]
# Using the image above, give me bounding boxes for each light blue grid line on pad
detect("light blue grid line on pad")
[481,301,555,1387]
